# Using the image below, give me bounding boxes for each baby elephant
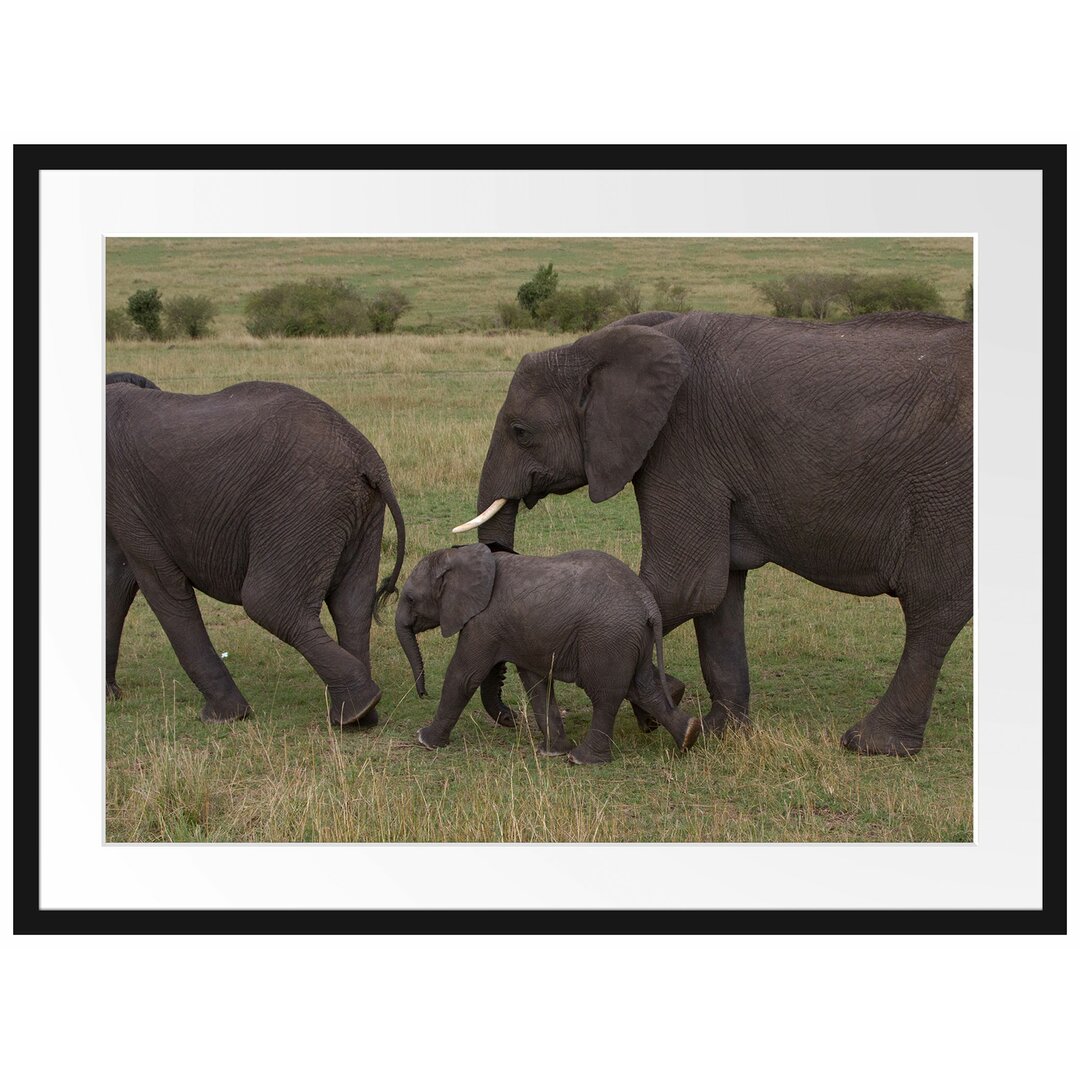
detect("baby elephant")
[395,544,701,764]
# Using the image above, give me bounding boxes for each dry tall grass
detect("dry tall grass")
[107,697,971,843]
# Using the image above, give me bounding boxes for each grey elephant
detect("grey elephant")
[106,373,405,727]
[395,544,701,764]
[454,310,973,756]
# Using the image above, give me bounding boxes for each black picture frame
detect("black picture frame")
[15,144,1065,934]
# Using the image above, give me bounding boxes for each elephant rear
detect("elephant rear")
[106,378,403,728]
[108,381,388,602]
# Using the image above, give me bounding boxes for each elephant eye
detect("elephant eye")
[511,422,529,443]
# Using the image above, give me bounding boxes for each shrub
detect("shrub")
[840,273,943,315]
[367,288,411,333]
[801,272,856,319]
[756,272,854,320]
[496,300,534,329]
[613,279,642,316]
[127,287,164,340]
[164,294,217,339]
[537,285,619,332]
[652,278,691,312]
[537,290,582,331]
[758,272,943,320]
[516,263,559,318]
[962,282,973,320]
[576,285,619,330]
[105,307,140,341]
[244,278,369,337]
[503,268,633,332]
[757,279,804,318]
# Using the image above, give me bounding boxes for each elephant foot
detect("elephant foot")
[841,719,922,757]
[417,725,451,750]
[200,696,253,724]
[661,711,701,752]
[106,681,122,702]
[702,702,751,736]
[327,679,381,729]
[342,707,380,731]
[633,676,687,732]
[567,734,614,766]
[537,733,574,757]
[568,744,612,766]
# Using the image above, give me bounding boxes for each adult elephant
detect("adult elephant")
[454,310,972,755]
[107,374,405,727]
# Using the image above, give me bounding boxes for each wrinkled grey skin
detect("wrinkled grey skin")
[468,310,973,756]
[396,544,701,764]
[107,374,405,727]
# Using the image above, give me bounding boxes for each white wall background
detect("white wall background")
[2,3,1073,1078]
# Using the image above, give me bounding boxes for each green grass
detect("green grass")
[105,238,973,843]
[106,235,974,335]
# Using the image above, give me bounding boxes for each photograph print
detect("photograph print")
[104,235,973,844]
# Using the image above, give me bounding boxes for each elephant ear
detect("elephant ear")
[436,544,497,637]
[580,324,690,502]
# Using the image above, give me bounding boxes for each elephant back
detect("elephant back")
[106,371,160,390]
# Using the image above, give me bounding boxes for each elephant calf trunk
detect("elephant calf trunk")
[395,605,427,697]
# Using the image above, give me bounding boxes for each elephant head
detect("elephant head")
[396,544,498,697]
[454,321,691,551]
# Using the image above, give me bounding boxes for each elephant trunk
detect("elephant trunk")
[473,459,520,548]
[395,601,427,697]
[476,498,518,549]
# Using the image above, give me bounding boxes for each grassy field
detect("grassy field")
[106,235,974,334]
[105,237,973,842]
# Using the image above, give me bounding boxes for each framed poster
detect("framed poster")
[15,144,1064,931]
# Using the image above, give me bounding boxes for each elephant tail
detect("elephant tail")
[373,475,407,623]
[649,611,675,712]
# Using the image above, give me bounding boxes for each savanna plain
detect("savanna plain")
[105,237,974,842]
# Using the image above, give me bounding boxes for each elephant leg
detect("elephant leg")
[244,580,381,728]
[105,530,138,701]
[480,662,517,727]
[517,666,572,755]
[417,651,485,750]
[841,595,970,756]
[627,667,700,751]
[567,689,622,766]
[481,659,565,731]
[326,527,382,727]
[630,670,686,732]
[694,569,751,735]
[130,557,251,722]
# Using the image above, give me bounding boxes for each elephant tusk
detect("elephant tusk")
[452,498,508,534]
